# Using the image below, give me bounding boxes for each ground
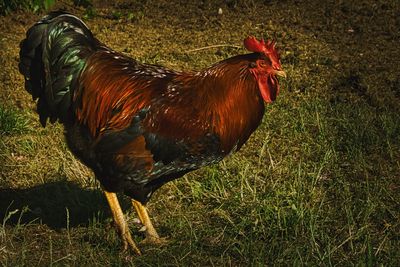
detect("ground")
[0,0,399,266]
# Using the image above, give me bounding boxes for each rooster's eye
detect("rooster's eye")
[249,62,257,68]
[262,58,272,66]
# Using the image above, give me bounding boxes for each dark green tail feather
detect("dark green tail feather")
[19,11,99,126]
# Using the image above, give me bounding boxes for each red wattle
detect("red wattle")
[257,76,278,103]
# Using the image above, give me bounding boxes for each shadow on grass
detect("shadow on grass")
[0,181,119,229]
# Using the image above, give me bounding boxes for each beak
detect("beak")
[274,69,287,78]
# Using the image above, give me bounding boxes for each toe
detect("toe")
[141,235,168,246]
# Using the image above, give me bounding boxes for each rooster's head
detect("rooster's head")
[244,36,286,103]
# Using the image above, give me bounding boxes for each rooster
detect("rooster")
[19,12,285,254]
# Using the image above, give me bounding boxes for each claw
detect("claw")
[121,231,142,255]
[141,236,168,246]
[132,199,162,243]
[104,191,142,255]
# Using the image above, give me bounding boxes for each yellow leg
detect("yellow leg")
[132,199,164,244]
[104,191,141,255]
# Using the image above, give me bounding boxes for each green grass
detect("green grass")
[0,0,56,15]
[0,0,399,266]
[0,105,29,135]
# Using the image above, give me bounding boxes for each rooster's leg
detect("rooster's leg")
[104,191,141,255]
[132,199,165,244]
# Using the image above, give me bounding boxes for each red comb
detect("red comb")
[244,36,266,53]
[244,36,276,54]
[244,36,280,67]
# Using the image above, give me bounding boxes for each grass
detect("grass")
[0,105,29,135]
[0,0,399,265]
[0,0,56,15]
